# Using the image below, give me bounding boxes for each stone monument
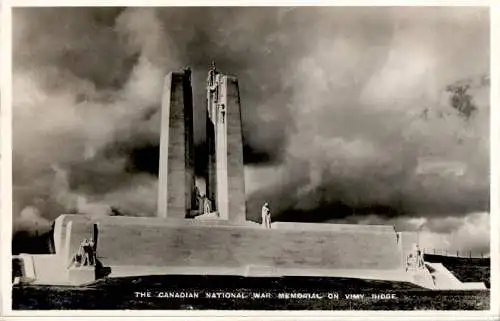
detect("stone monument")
[157,68,195,219]
[11,65,485,290]
[205,61,246,222]
[156,62,245,222]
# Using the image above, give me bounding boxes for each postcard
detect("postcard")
[2,4,497,318]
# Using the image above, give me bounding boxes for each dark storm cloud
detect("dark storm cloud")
[243,7,489,222]
[13,7,489,241]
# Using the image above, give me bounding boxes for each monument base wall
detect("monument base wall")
[42,214,406,285]
[17,214,485,290]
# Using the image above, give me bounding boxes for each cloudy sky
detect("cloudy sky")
[12,7,490,254]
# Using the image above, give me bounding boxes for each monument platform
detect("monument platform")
[14,214,486,290]
[16,214,408,286]
[54,215,401,272]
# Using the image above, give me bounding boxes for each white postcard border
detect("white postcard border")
[1,1,498,319]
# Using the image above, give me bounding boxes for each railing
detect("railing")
[421,248,488,259]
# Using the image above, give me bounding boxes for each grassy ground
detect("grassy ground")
[12,275,489,310]
[12,251,490,310]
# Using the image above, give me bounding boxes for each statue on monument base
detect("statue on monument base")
[203,195,213,215]
[261,202,272,228]
[68,238,96,269]
[193,186,202,213]
[405,244,425,272]
[191,193,219,220]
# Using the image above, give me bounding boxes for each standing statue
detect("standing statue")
[82,239,90,266]
[416,245,424,268]
[261,202,271,228]
[208,60,219,92]
[87,239,96,266]
[203,196,212,214]
[207,60,220,121]
[193,186,202,211]
[183,66,191,82]
[219,104,226,123]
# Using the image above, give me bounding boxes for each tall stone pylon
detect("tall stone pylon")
[206,62,246,223]
[157,68,195,219]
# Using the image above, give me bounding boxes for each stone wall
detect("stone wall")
[54,215,403,279]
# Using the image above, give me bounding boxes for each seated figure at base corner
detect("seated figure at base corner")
[68,238,96,269]
[405,243,425,272]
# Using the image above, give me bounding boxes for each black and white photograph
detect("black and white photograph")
[7,6,492,311]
